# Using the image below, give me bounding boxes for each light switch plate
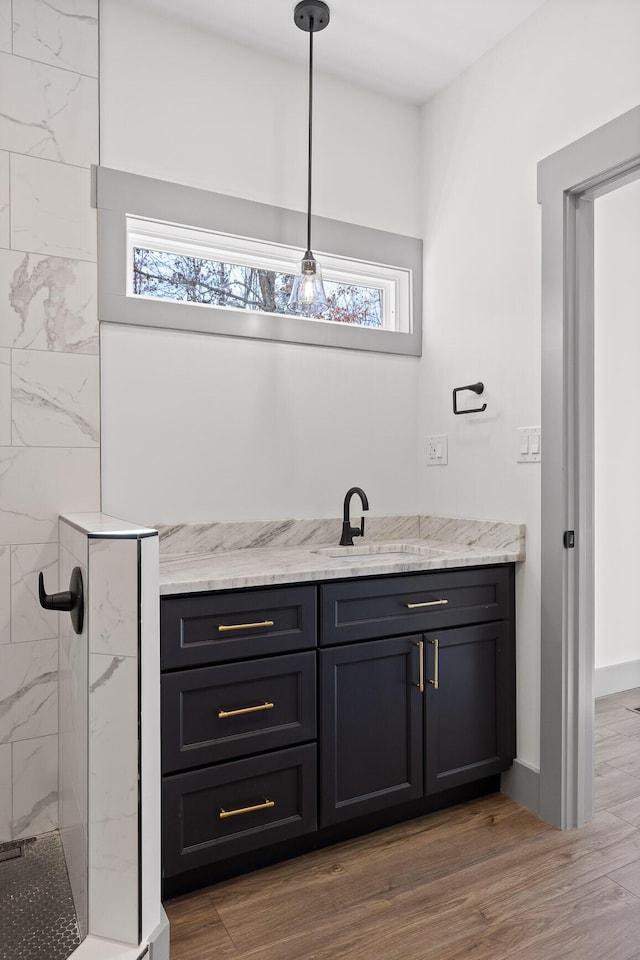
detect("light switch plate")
[518,426,541,463]
[426,435,448,465]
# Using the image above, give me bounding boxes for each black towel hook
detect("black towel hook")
[39,566,84,635]
[453,381,487,415]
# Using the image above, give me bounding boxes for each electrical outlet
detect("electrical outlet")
[518,426,541,463]
[426,435,448,465]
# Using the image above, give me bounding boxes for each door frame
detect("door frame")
[538,105,640,829]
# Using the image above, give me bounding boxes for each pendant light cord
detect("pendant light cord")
[306,21,314,255]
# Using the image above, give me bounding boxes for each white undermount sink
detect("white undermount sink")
[313,544,445,562]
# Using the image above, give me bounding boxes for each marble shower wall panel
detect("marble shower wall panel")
[140,534,161,940]
[0,347,9,445]
[88,652,138,946]
[11,541,58,642]
[0,447,100,545]
[0,743,10,837]
[10,155,96,260]
[12,0,99,78]
[89,538,139,658]
[0,637,57,744]
[12,349,99,446]
[59,536,88,939]
[59,541,87,820]
[0,53,98,165]
[60,517,159,948]
[59,517,89,567]
[87,536,140,943]
[0,0,99,848]
[0,150,8,247]
[0,544,9,643]
[12,732,58,838]
[0,0,10,53]
[0,251,98,353]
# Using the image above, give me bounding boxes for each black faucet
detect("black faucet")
[340,487,370,546]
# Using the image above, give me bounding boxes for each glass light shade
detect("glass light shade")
[288,253,328,315]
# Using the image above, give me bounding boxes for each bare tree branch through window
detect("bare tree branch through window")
[132,248,383,327]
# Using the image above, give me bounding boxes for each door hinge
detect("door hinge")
[563,530,575,549]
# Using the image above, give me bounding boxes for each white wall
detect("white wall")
[419,0,640,769]
[99,0,423,525]
[594,177,640,674]
[101,0,640,766]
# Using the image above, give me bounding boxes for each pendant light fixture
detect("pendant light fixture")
[288,1,330,316]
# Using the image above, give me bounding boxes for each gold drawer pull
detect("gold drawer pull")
[415,640,424,693]
[217,619,274,633]
[219,799,275,820]
[218,701,275,719]
[404,599,448,609]
[428,638,439,689]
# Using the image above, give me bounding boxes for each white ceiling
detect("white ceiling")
[127,0,548,104]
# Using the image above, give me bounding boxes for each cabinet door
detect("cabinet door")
[320,636,424,826]
[425,621,515,794]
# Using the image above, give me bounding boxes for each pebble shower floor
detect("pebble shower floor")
[0,832,80,960]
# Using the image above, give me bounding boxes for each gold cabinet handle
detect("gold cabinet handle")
[218,701,274,719]
[428,638,439,689]
[219,799,275,820]
[405,599,448,609]
[217,619,274,633]
[415,640,424,693]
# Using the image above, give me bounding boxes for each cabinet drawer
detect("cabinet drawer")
[162,744,317,876]
[320,566,513,645]
[162,651,316,772]
[161,585,317,669]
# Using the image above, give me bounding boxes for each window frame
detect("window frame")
[97,167,423,356]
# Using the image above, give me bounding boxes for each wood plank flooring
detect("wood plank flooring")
[165,687,640,960]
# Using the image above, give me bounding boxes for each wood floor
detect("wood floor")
[165,687,640,960]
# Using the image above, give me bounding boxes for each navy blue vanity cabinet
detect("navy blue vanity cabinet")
[161,564,516,892]
[319,565,515,825]
[161,585,318,879]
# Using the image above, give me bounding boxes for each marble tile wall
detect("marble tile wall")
[0,0,99,843]
[59,529,88,939]
[87,537,139,944]
[59,516,159,948]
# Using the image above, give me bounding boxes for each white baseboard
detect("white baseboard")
[148,909,170,960]
[595,659,640,698]
[501,759,540,816]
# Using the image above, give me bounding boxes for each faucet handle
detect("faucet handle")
[358,516,366,539]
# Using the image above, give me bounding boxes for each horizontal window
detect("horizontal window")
[97,167,423,356]
[127,217,410,332]
[132,248,384,328]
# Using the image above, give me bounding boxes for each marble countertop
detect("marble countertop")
[159,516,525,595]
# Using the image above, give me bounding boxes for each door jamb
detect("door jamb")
[538,105,640,828]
